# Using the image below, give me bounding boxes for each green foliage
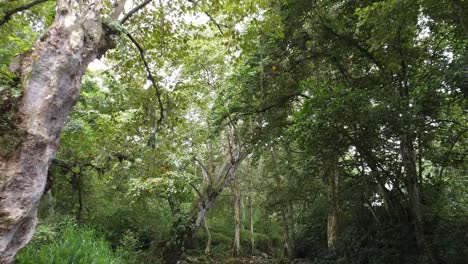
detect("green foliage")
[17,224,123,264]
[4,0,464,263]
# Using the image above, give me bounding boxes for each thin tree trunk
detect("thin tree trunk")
[0,1,117,262]
[282,212,292,258]
[270,148,293,258]
[241,192,245,230]
[327,160,340,250]
[77,177,83,223]
[249,176,255,255]
[232,179,241,257]
[204,218,211,255]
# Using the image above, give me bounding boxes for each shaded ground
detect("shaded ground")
[180,256,312,264]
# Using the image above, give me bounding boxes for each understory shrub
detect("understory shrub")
[17,225,123,264]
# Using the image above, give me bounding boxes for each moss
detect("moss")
[0,211,13,230]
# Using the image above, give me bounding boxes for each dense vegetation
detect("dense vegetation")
[0,0,466,263]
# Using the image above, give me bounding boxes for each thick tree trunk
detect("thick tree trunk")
[0,2,116,262]
[327,161,340,250]
[232,179,241,257]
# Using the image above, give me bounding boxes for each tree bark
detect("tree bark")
[249,171,255,255]
[327,160,340,250]
[0,1,117,262]
[401,136,439,264]
[203,218,211,255]
[232,178,241,257]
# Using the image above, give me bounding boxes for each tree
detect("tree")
[0,1,133,261]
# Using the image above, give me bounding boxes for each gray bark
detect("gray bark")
[0,1,119,262]
[327,163,339,250]
[203,218,211,255]
[232,178,240,257]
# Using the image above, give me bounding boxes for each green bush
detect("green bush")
[17,225,123,264]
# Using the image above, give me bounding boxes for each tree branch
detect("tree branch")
[189,182,205,200]
[111,0,128,20]
[320,22,385,73]
[194,157,211,183]
[124,30,164,128]
[203,11,224,35]
[187,0,226,35]
[0,0,49,26]
[120,0,153,24]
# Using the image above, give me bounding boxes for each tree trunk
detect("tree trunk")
[401,136,439,264]
[163,154,246,264]
[241,192,245,230]
[327,161,340,250]
[249,176,255,255]
[282,212,292,258]
[204,218,211,255]
[270,148,293,257]
[0,1,116,262]
[232,179,241,257]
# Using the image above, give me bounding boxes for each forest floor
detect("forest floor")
[180,256,312,264]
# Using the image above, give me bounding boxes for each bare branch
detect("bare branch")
[124,30,164,128]
[120,0,153,24]
[0,0,49,26]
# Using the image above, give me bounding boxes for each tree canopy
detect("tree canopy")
[0,0,466,264]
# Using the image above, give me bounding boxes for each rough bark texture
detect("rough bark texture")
[0,1,116,262]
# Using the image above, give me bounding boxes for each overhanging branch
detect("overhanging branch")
[120,0,154,24]
[124,30,164,128]
[187,0,226,35]
[0,0,49,26]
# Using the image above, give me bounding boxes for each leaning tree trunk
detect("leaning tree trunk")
[0,2,117,262]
